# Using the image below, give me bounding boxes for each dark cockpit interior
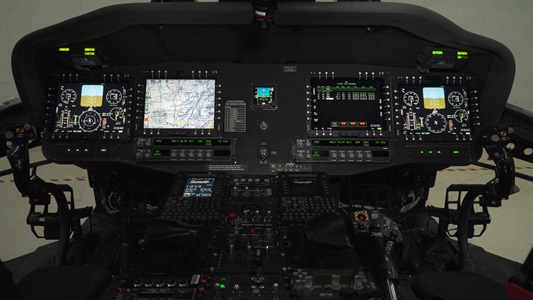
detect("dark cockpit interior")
[2,1,532,300]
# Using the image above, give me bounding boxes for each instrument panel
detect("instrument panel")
[42,64,481,175]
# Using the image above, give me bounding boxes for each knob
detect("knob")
[206,151,213,159]
[273,283,279,300]
[296,140,304,148]
[180,152,186,159]
[214,283,221,300]
[171,151,178,158]
[490,134,500,143]
[145,140,152,147]
[136,152,143,159]
[331,275,341,290]
[257,146,271,159]
[136,139,144,147]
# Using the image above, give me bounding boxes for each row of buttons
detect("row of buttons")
[135,149,215,160]
[296,150,374,162]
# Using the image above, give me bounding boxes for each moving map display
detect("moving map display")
[144,79,216,130]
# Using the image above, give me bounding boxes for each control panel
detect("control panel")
[109,173,398,300]
[41,66,482,175]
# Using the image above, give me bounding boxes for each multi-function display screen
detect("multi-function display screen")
[289,177,321,197]
[310,78,385,131]
[144,79,216,130]
[182,177,215,198]
[54,82,127,134]
[398,85,471,135]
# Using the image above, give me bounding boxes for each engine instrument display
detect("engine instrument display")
[398,85,471,136]
[144,79,216,130]
[310,78,385,131]
[182,177,215,198]
[54,82,128,134]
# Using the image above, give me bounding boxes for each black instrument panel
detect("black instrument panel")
[41,64,481,175]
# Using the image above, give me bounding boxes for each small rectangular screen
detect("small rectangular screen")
[182,177,215,198]
[289,177,321,197]
[54,82,127,134]
[253,86,275,106]
[310,78,384,131]
[144,79,216,129]
[399,85,471,135]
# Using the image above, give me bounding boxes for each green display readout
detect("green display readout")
[153,149,170,157]
[312,140,388,147]
[312,150,330,158]
[153,139,231,146]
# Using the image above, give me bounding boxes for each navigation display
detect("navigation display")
[398,85,471,136]
[144,79,216,129]
[54,82,127,134]
[310,78,385,131]
[182,177,215,198]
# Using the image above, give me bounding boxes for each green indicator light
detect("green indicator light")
[101,149,107,152]
[76,149,80,152]
[457,55,469,60]
[438,150,442,154]
[84,149,89,152]
[420,150,425,154]
[432,50,444,55]
[220,278,227,281]
[84,52,95,56]
[220,284,226,289]
[67,148,71,152]
[429,150,433,154]
[457,51,469,56]
[383,147,388,150]
[453,150,460,154]
[58,47,70,52]
[84,47,96,52]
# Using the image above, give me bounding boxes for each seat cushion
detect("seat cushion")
[17,266,111,300]
[411,272,508,300]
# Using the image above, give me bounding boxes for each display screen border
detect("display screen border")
[44,72,134,140]
[305,74,392,138]
[392,74,480,142]
[136,72,222,137]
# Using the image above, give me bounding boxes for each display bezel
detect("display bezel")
[137,71,222,137]
[306,74,392,137]
[392,74,480,142]
[44,72,134,140]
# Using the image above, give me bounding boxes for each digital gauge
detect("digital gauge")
[403,91,419,106]
[106,89,124,105]
[398,84,472,137]
[53,82,128,136]
[60,89,77,104]
[425,112,447,133]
